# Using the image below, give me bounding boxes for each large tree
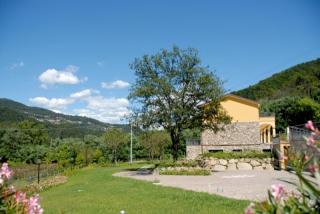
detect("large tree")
[129,46,230,160]
[103,128,127,163]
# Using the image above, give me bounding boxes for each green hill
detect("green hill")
[235,58,320,102]
[0,98,129,137]
[234,58,320,131]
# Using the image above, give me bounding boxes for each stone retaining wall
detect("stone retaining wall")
[199,157,273,171]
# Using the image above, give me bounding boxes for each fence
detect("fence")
[288,123,320,158]
[12,163,64,183]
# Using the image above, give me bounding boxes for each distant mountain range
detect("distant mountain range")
[235,58,320,102]
[0,98,129,137]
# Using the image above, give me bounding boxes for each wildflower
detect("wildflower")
[307,136,315,146]
[28,194,43,214]
[244,203,255,214]
[308,164,319,173]
[304,155,309,161]
[305,120,315,131]
[15,191,28,204]
[0,163,13,179]
[271,184,285,200]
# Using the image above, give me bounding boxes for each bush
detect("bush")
[159,168,210,176]
[156,160,198,168]
[202,150,271,159]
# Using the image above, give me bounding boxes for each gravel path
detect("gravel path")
[114,170,304,201]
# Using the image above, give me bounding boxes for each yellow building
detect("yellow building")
[187,94,276,159]
[221,94,276,143]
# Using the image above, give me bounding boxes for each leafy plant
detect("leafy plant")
[159,168,210,176]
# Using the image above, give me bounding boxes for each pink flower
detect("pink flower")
[244,203,255,214]
[28,194,43,214]
[279,155,288,161]
[304,155,309,161]
[305,120,315,131]
[0,163,13,179]
[307,136,315,145]
[15,192,28,204]
[271,184,285,200]
[308,164,319,173]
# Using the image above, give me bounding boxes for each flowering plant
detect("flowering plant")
[245,121,320,214]
[0,163,43,214]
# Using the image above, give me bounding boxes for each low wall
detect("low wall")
[199,157,274,171]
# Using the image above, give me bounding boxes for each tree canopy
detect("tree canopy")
[129,46,230,160]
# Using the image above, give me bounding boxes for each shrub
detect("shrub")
[159,169,210,176]
[156,160,198,168]
[202,150,271,159]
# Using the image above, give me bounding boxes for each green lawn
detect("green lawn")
[40,164,249,214]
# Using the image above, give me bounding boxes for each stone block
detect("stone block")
[250,160,261,166]
[237,162,253,170]
[212,164,226,171]
[228,159,238,164]
[227,163,237,170]
[209,159,218,165]
[219,159,228,166]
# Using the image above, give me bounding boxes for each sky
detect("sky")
[0,0,319,124]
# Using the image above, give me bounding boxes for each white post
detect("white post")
[130,123,133,164]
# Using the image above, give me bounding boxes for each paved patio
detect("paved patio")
[114,170,304,201]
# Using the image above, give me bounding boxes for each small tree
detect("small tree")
[104,128,127,163]
[139,131,171,160]
[129,46,230,160]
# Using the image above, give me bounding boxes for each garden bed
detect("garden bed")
[159,167,210,176]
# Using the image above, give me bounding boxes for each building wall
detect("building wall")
[221,97,259,122]
[201,122,260,147]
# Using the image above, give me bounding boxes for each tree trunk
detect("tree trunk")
[170,130,180,161]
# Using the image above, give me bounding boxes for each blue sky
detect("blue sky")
[0,0,319,123]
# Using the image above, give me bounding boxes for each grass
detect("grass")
[159,168,211,176]
[40,163,249,214]
[202,150,271,159]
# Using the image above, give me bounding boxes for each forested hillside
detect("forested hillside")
[235,58,320,102]
[235,58,320,132]
[0,98,129,138]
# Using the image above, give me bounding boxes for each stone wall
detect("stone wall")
[186,122,271,160]
[186,145,202,160]
[199,157,273,171]
[201,122,260,147]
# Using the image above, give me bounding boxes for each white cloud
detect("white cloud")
[70,89,98,99]
[29,89,129,124]
[29,97,74,110]
[9,61,24,70]
[74,96,130,123]
[38,65,87,88]
[101,80,130,89]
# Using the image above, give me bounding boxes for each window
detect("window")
[208,149,223,153]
